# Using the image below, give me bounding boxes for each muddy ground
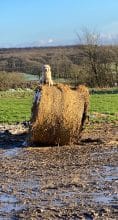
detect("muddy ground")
[0,122,118,219]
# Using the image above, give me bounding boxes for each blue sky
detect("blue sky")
[0,0,118,47]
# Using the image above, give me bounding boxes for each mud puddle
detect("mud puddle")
[2,148,21,157]
[0,193,25,214]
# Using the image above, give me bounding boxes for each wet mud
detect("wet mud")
[0,123,118,219]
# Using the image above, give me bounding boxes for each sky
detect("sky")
[0,0,118,48]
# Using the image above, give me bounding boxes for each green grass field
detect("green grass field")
[0,89,118,123]
[0,90,33,123]
[90,94,118,123]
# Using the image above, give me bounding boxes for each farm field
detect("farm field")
[0,2,118,218]
[0,89,118,123]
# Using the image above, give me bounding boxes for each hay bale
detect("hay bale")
[77,85,90,126]
[29,84,89,146]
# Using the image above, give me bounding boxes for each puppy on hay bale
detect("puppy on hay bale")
[39,64,53,86]
[33,64,53,104]
[29,84,89,146]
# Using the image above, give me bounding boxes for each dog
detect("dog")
[39,64,53,86]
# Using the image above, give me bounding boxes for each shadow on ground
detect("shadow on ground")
[0,130,27,149]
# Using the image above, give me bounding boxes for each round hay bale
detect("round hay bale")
[29,84,89,146]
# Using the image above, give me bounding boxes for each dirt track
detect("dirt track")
[0,123,118,219]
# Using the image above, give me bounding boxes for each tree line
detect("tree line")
[0,32,118,88]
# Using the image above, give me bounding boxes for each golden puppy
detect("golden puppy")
[39,64,53,86]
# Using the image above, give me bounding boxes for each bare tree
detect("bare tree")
[77,28,114,87]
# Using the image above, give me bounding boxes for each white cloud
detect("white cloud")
[47,38,54,44]
[33,38,54,47]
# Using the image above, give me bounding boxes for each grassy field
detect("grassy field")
[0,90,33,123]
[90,94,118,123]
[0,89,118,123]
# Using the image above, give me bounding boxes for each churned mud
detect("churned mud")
[0,122,118,219]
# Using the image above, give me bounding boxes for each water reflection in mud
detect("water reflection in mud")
[2,148,21,157]
[102,165,118,182]
[0,193,25,214]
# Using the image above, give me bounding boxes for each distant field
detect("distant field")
[22,73,39,81]
[0,89,118,123]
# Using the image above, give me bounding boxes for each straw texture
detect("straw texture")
[29,84,89,145]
